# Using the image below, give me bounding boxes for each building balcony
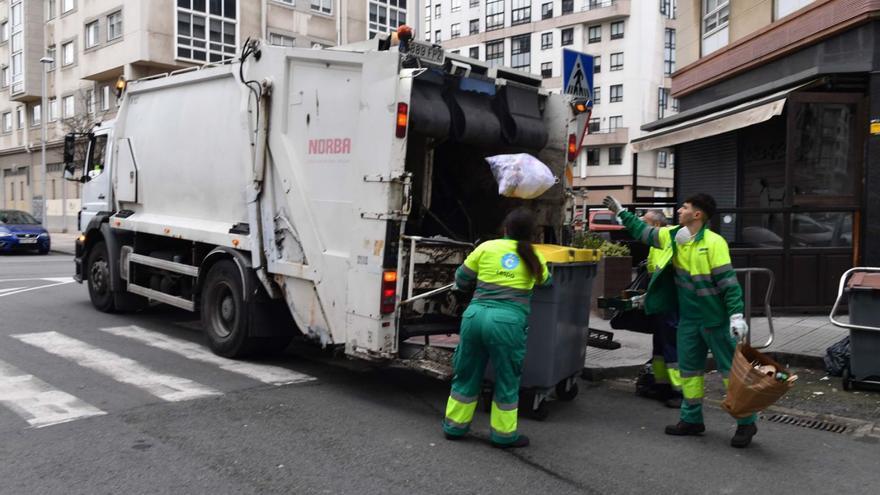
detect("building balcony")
[582,127,629,146]
[441,0,630,50]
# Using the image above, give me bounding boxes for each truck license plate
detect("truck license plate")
[408,40,445,66]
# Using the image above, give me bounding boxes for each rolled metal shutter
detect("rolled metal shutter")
[677,132,738,238]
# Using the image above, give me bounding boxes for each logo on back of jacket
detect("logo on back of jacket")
[498,253,520,278]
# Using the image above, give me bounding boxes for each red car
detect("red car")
[588,210,625,232]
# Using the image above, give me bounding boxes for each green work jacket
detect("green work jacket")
[619,211,743,326]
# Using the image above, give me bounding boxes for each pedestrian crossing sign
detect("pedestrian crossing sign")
[562,49,594,105]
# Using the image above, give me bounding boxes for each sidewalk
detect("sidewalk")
[585,310,847,377]
[49,232,79,255]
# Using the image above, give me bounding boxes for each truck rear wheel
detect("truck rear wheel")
[87,241,116,313]
[201,260,253,358]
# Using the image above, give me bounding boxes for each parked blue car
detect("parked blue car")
[0,210,51,254]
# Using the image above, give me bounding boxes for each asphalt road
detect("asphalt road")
[1,253,878,494]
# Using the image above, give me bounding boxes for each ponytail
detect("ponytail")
[504,207,542,280]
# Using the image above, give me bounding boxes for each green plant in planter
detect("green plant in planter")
[570,231,630,257]
[600,241,630,257]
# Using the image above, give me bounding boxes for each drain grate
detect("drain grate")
[761,413,849,434]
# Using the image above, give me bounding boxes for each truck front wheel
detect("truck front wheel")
[87,241,116,313]
[201,260,254,358]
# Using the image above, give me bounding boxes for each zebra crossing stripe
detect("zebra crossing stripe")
[0,359,106,428]
[101,326,315,385]
[12,332,221,402]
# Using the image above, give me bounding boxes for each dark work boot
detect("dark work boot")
[444,432,465,441]
[731,424,758,448]
[665,421,706,436]
[492,434,530,449]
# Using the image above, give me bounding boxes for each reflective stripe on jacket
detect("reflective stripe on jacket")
[619,211,743,326]
[453,239,551,316]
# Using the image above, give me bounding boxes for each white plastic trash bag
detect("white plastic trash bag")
[485,153,556,199]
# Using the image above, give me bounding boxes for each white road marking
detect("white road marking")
[0,359,106,428]
[0,277,71,283]
[0,280,75,298]
[0,287,25,295]
[101,326,315,386]
[12,332,221,402]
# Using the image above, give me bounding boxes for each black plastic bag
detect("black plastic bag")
[824,336,851,377]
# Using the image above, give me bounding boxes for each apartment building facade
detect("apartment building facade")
[0,0,388,231]
[421,0,678,218]
[632,0,880,310]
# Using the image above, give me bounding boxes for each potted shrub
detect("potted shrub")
[572,232,632,319]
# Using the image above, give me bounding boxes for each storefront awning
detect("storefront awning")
[631,84,808,153]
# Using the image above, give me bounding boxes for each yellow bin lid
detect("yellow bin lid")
[534,244,602,263]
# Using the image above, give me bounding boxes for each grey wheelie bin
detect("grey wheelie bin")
[485,245,600,420]
[829,267,880,390]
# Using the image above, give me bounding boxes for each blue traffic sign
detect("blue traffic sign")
[562,49,594,104]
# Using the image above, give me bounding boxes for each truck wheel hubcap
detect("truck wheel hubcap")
[90,260,109,294]
[211,282,236,338]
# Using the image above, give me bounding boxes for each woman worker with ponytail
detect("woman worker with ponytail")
[442,208,551,449]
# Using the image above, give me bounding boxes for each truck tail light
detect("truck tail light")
[395,102,409,138]
[568,133,578,162]
[381,270,398,314]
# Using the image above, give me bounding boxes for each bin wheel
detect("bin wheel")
[555,381,579,402]
[842,367,853,391]
[520,391,550,421]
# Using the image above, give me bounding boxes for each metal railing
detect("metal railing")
[830,267,880,333]
[581,0,617,11]
[735,267,775,349]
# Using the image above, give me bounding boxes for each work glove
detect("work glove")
[729,313,749,341]
[602,196,624,217]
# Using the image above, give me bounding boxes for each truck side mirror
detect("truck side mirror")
[63,134,76,165]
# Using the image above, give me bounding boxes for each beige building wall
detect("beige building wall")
[729,0,772,42]
[677,0,774,69]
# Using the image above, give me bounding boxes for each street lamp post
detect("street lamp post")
[39,56,54,230]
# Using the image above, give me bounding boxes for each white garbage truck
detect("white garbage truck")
[68,37,589,375]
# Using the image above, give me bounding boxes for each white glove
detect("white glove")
[729,313,749,341]
[630,294,645,310]
[602,196,623,217]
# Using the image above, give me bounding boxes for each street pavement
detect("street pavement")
[1,253,878,494]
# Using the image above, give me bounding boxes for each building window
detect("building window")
[369,0,407,38]
[658,87,670,119]
[176,1,236,63]
[425,31,430,42]
[610,84,622,102]
[469,19,479,35]
[47,47,57,71]
[48,98,58,121]
[588,118,600,133]
[101,85,110,111]
[470,0,480,7]
[593,87,601,104]
[107,11,123,40]
[671,97,679,112]
[10,0,23,94]
[775,0,814,20]
[703,0,729,55]
[541,32,552,50]
[62,0,75,14]
[660,0,677,19]
[435,4,441,18]
[62,95,75,119]
[610,21,624,39]
[311,0,332,14]
[2,112,11,133]
[486,40,504,67]
[87,90,95,115]
[511,0,531,26]
[541,62,552,78]
[269,33,295,47]
[561,0,574,15]
[510,34,530,71]
[0,67,7,88]
[1,21,8,43]
[561,27,573,46]
[16,108,23,129]
[469,46,479,59]
[451,0,461,12]
[586,148,600,166]
[658,150,668,168]
[62,40,75,66]
[588,25,601,43]
[486,0,504,31]
[434,30,441,42]
[593,55,601,73]
[48,0,57,20]
[450,23,461,39]
[31,104,40,126]
[609,115,623,131]
[610,52,623,71]
[542,2,553,19]
[85,21,99,48]
[609,146,623,165]
[424,4,431,40]
[664,28,676,75]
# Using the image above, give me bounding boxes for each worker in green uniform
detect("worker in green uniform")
[442,208,551,449]
[604,194,757,448]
